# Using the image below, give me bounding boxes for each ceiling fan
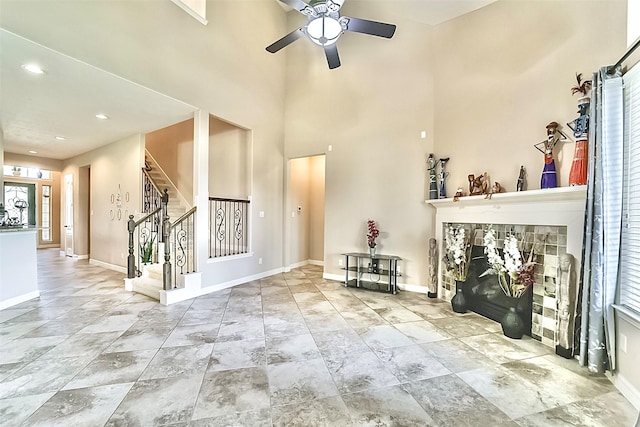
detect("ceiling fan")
[266,0,397,69]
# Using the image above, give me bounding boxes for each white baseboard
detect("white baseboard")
[322,272,429,295]
[89,259,127,274]
[160,266,285,305]
[287,259,325,270]
[0,291,40,310]
[323,272,344,282]
[611,372,640,411]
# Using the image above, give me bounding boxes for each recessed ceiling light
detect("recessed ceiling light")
[54,136,66,141]
[21,63,45,74]
[95,113,109,120]
[29,150,37,154]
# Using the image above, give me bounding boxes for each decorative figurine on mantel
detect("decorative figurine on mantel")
[453,188,465,202]
[567,73,592,186]
[468,172,489,196]
[427,154,438,200]
[438,157,450,198]
[516,166,526,191]
[535,121,568,189]
[486,181,504,199]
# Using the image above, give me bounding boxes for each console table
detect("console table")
[341,252,401,294]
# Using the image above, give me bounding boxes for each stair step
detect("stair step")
[143,263,164,281]
[131,277,162,300]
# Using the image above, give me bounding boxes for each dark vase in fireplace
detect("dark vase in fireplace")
[501,305,526,339]
[458,246,533,337]
[451,280,468,313]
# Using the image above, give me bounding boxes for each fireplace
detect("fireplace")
[427,187,586,350]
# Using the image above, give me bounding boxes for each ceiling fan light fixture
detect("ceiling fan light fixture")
[306,15,343,46]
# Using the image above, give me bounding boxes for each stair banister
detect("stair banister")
[127,206,162,279]
[162,189,172,290]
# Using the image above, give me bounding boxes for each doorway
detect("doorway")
[64,174,73,257]
[4,182,36,226]
[286,155,326,269]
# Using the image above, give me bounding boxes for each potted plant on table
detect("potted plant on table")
[367,219,380,257]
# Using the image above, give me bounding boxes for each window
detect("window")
[42,185,52,241]
[3,165,50,179]
[619,63,640,313]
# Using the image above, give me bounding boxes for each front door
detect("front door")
[64,173,74,257]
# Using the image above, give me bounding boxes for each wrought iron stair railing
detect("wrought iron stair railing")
[128,189,197,291]
[209,197,250,258]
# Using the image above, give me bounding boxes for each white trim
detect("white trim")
[322,272,429,295]
[610,372,640,410]
[0,290,40,310]
[159,266,284,305]
[75,254,89,260]
[89,258,127,274]
[398,283,430,294]
[308,259,324,266]
[614,304,640,330]
[169,0,208,25]
[207,252,254,264]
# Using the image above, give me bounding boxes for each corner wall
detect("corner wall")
[62,134,144,267]
[284,7,435,289]
[431,0,627,193]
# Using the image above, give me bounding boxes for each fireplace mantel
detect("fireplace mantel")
[427,186,587,300]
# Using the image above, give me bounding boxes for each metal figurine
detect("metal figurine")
[567,98,590,186]
[438,157,450,199]
[534,122,568,189]
[468,172,489,196]
[516,166,526,191]
[427,154,438,200]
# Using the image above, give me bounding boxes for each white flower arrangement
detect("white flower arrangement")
[443,225,475,281]
[482,227,535,298]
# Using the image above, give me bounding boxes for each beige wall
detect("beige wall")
[62,134,144,266]
[209,117,249,200]
[284,4,436,288]
[145,119,194,205]
[432,0,627,192]
[1,0,288,278]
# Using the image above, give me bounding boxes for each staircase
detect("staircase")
[124,151,200,305]
[144,152,190,221]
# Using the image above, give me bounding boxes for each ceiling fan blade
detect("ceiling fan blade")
[266,28,304,53]
[344,17,396,39]
[278,0,311,13]
[326,0,346,12]
[324,44,341,69]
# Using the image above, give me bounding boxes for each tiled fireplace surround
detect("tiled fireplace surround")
[428,186,587,349]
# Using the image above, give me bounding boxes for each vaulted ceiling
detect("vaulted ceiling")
[0,0,495,161]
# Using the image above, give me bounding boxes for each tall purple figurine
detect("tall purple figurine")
[534,122,567,189]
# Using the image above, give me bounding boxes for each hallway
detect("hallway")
[0,249,636,426]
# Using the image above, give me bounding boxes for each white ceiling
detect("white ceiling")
[0,0,495,161]
[0,30,197,160]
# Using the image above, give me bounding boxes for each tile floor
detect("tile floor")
[0,249,638,426]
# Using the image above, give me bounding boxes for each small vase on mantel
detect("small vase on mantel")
[451,280,467,313]
[369,246,376,258]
